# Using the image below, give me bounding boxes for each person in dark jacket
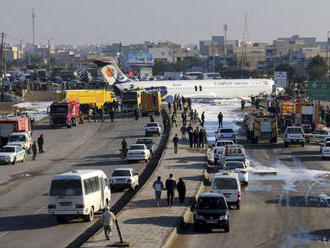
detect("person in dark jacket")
[134,108,139,120]
[201,111,205,126]
[180,125,187,141]
[176,178,186,203]
[110,109,114,122]
[37,134,44,153]
[193,128,199,148]
[199,128,205,148]
[165,174,176,206]
[172,134,179,153]
[149,114,155,122]
[32,141,37,160]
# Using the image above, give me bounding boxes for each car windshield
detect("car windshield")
[213,178,238,189]
[220,129,234,133]
[49,179,82,196]
[0,147,15,153]
[225,162,245,169]
[147,123,158,127]
[287,128,302,133]
[112,170,131,177]
[197,197,227,210]
[130,145,145,150]
[137,139,153,144]
[9,135,26,142]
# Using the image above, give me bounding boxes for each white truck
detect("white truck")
[215,128,237,143]
[213,140,235,165]
[284,126,305,147]
[219,145,248,167]
[7,132,33,153]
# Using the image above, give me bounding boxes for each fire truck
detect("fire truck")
[49,101,80,128]
[0,114,32,147]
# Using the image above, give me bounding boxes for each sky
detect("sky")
[1,0,330,46]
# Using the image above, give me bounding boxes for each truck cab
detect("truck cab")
[49,101,79,128]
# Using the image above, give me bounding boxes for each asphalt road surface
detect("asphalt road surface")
[0,114,163,248]
[173,138,330,248]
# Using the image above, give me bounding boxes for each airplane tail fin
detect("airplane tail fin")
[94,60,131,86]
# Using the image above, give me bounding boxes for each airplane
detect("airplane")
[94,60,276,99]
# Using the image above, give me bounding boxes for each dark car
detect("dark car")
[193,192,230,232]
[136,138,155,154]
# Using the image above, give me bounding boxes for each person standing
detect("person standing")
[180,125,187,141]
[37,134,44,153]
[153,176,164,207]
[181,111,187,126]
[201,111,205,126]
[168,101,172,113]
[218,112,223,128]
[241,99,245,110]
[172,134,179,154]
[193,128,199,148]
[165,174,176,206]
[176,178,186,203]
[101,207,116,240]
[32,141,37,160]
[199,128,205,148]
[134,108,139,120]
[171,113,177,127]
[188,125,194,148]
[110,109,114,122]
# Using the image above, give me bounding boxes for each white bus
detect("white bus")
[48,169,111,223]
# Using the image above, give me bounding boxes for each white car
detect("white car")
[0,145,26,165]
[145,122,161,136]
[321,141,330,160]
[110,168,139,190]
[284,126,305,147]
[215,128,236,143]
[224,161,249,185]
[127,144,151,163]
[7,132,33,153]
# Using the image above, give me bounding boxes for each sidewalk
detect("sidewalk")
[83,112,206,248]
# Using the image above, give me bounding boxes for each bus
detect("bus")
[48,169,111,223]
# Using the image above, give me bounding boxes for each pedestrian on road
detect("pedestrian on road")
[88,108,93,122]
[180,125,187,141]
[176,178,186,203]
[32,141,37,160]
[241,99,245,110]
[134,108,139,120]
[218,112,223,128]
[171,113,177,127]
[201,111,205,126]
[199,128,205,148]
[172,134,179,153]
[187,124,193,148]
[153,176,165,207]
[37,134,44,153]
[101,206,116,240]
[189,110,194,124]
[110,109,114,122]
[149,113,155,122]
[193,128,199,148]
[165,174,176,206]
[194,110,198,122]
[168,102,172,113]
[181,111,187,126]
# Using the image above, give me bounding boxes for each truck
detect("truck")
[140,91,162,116]
[7,131,33,153]
[0,114,32,147]
[121,90,143,113]
[246,112,278,144]
[219,145,248,168]
[49,101,80,128]
[294,103,319,133]
[55,89,117,113]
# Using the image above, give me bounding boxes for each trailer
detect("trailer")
[140,91,162,116]
[0,114,32,147]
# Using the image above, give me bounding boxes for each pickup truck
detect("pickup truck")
[284,126,305,147]
[213,140,235,165]
[219,145,248,167]
[7,132,33,153]
[215,128,236,143]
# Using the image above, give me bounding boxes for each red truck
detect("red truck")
[49,101,80,128]
[0,114,32,147]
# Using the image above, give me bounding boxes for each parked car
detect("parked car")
[284,126,305,147]
[224,161,249,185]
[305,129,330,144]
[320,137,330,153]
[0,145,26,165]
[7,132,33,153]
[321,141,330,160]
[193,192,230,232]
[210,171,241,209]
[110,168,139,190]
[215,128,236,143]
[145,122,161,136]
[136,138,156,154]
[127,144,151,163]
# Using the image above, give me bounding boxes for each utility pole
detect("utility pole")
[0,32,4,80]
[32,9,36,44]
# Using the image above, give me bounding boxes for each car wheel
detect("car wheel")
[322,157,325,160]
[127,160,131,163]
[193,223,201,232]
[301,143,305,147]
[84,208,94,222]
[224,224,230,232]
[284,142,288,147]
[12,157,16,165]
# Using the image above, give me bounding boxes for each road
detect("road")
[173,139,330,247]
[0,114,163,248]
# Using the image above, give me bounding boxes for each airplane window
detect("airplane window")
[199,86,202,91]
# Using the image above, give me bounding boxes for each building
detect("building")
[149,42,181,63]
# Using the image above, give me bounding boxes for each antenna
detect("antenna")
[32,8,36,44]
[241,14,249,78]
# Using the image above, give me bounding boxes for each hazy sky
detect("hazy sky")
[1,0,330,45]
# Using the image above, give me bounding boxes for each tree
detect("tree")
[308,55,328,81]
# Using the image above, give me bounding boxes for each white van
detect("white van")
[48,169,111,223]
[210,171,241,209]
